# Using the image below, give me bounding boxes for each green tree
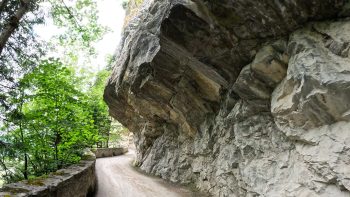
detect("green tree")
[23,59,99,167]
[0,59,99,182]
[88,70,112,148]
[0,0,43,111]
[0,0,112,184]
[0,0,107,113]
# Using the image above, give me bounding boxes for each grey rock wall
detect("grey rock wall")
[104,0,350,196]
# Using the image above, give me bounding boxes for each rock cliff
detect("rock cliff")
[104,0,350,196]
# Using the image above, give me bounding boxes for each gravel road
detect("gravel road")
[94,149,197,197]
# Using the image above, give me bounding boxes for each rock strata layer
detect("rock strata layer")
[104,0,350,196]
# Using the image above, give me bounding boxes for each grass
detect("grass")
[27,178,45,186]
[50,171,68,176]
[26,179,45,186]
[26,175,49,186]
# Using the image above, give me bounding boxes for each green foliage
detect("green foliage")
[0,59,99,182]
[0,61,126,184]
[108,121,129,148]
[0,0,125,186]
[87,69,128,148]
[0,0,108,111]
[88,70,112,148]
[0,0,44,110]
[49,0,109,67]
[136,0,144,5]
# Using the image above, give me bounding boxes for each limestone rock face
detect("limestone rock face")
[104,0,350,196]
[272,21,350,132]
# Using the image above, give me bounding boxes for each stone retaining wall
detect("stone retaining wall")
[0,160,96,197]
[93,147,128,158]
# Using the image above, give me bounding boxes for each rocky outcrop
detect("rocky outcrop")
[104,0,350,196]
[272,21,350,132]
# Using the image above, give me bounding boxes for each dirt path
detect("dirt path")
[94,149,196,197]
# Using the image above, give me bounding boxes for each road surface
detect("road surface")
[94,149,197,197]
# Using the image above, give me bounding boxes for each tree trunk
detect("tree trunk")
[19,90,28,179]
[106,117,113,148]
[54,138,59,168]
[0,0,31,56]
[24,153,28,179]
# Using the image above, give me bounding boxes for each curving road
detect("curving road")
[94,149,196,197]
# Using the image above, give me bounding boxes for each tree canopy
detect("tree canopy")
[1,59,99,181]
[0,0,126,185]
[0,0,107,110]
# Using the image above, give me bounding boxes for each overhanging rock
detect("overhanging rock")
[104,0,350,196]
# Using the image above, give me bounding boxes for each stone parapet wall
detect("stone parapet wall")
[0,160,96,197]
[93,147,128,158]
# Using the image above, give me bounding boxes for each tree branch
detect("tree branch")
[59,0,84,30]
[0,0,32,56]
